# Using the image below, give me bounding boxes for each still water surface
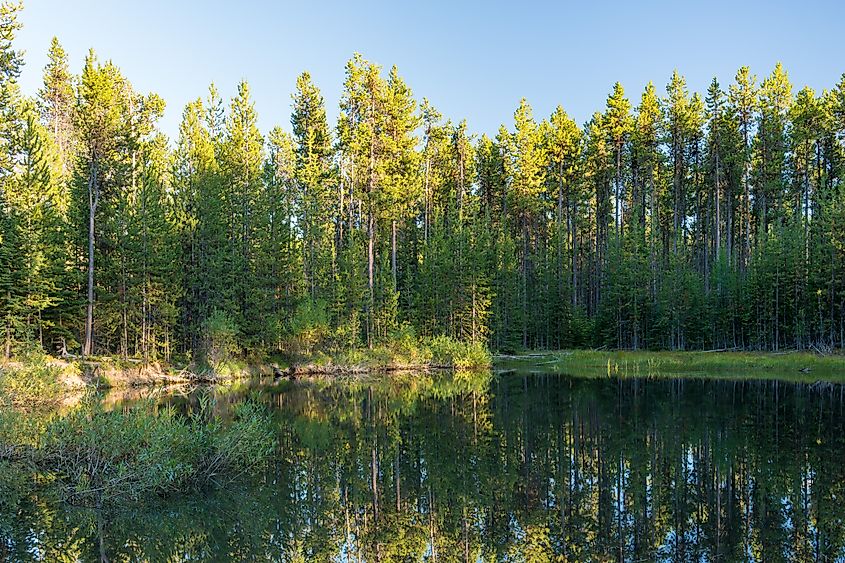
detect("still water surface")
[3,370,845,562]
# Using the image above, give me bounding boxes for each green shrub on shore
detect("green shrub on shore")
[0,393,278,508]
[0,354,69,410]
[427,335,491,369]
[320,332,491,370]
[203,310,240,368]
[41,403,200,505]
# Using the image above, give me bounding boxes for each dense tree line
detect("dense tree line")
[2,3,845,359]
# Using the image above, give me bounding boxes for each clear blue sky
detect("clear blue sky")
[16,0,845,141]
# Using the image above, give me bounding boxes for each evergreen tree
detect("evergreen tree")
[38,37,74,178]
[221,80,264,347]
[291,72,334,302]
[4,5,845,359]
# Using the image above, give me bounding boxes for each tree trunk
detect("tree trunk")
[615,143,622,238]
[83,157,98,357]
[367,211,375,347]
[391,219,397,288]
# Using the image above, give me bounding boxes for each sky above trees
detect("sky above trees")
[16,0,845,140]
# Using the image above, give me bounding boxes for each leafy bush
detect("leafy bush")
[385,325,430,364]
[38,399,277,506]
[0,459,29,521]
[288,298,329,355]
[198,401,278,483]
[0,407,40,460]
[0,357,66,410]
[41,403,201,505]
[427,335,491,369]
[203,310,240,368]
[329,312,361,351]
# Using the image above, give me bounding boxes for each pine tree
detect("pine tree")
[291,72,334,302]
[74,51,126,355]
[38,37,74,178]
[221,80,264,347]
[4,99,62,348]
[729,66,758,269]
[260,126,301,349]
[504,99,546,347]
[0,0,22,177]
[754,63,791,235]
[4,18,845,358]
[604,83,632,237]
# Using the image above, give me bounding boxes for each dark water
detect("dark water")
[3,371,845,562]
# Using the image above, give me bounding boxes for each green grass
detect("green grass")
[496,349,845,382]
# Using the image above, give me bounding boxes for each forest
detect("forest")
[2,1,845,364]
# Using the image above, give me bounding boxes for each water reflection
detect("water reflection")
[2,373,845,562]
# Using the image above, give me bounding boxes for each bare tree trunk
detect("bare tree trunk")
[368,212,375,347]
[715,149,721,257]
[4,301,10,359]
[395,447,401,512]
[615,144,622,238]
[424,154,430,243]
[391,219,397,288]
[371,444,379,521]
[84,157,98,357]
[571,192,578,309]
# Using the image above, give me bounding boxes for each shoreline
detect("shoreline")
[0,354,488,392]
[496,349,845,383]
[4,348,845,396]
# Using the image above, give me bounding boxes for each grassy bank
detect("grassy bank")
[286,335,491,375]
[0,335,491,391]
[496,349,845,382]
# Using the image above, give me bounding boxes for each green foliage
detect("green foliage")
[287,298,329,356]
[38,398,276,506]
[203,310,239,368]
[0,354,67,410]
[3,0,845,364]
[41,403,200,505]
[198,400,278,482]
[427,334,491,369]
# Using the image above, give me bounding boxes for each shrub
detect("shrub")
[427,335,491,369]
[0,357,66,411]
[203,310,240,368]
[288,298,329,355]
[38,399,277,506]
[329,312,361,351]
[0,459,29,519]
[198,401,278,483]
[386,325,429,364]
[40,403,201,505]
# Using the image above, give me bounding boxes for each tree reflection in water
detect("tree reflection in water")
[2,373,844,562]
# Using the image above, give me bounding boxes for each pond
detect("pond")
[2,369,845,561]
